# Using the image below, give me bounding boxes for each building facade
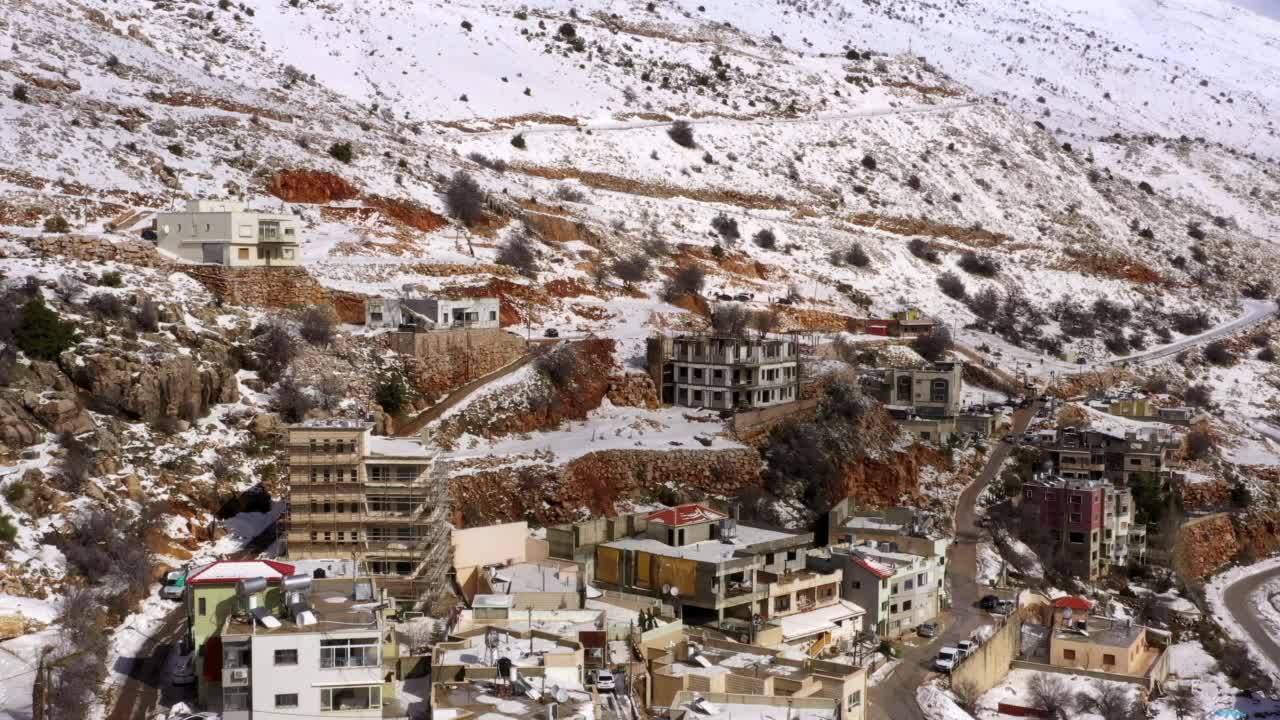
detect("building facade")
[284,420,449,605]
[1020,475,1108,579]
[155,200,301,267]
[646,335,801,410]
[807,542,947,639]
[1041,427,1173,487]
[366,296,502,330]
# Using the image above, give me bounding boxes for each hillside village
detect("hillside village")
[2,0,1280,719]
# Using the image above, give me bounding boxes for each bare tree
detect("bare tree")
[496,234,539,278]
[711,304,750,336]
[1028,673,1072,720]
[1167,684,1200,720]
[662,265,706,301]
[445,171,486,226]
[254,317,297,384]
[300,305,338,346]
[749,308,781,336]
[951,679,981,714]
[912,325,953,362]
[611,254,651,288]
[273,374,315,423]
[1074,679,1140,720]
[54,274,83,303]
[315,373,345,411]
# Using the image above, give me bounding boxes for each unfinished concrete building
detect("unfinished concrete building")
[283,420,450,610]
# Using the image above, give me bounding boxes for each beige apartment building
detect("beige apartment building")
[284,420,448,607]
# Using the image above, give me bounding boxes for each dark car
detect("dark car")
[978,595,1001,611]
[717,293,734,301]
[544,328,559,338]
[734,293,753,302]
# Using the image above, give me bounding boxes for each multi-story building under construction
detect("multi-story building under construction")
[283,419,450,609]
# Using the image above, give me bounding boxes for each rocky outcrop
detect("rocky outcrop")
[836,443,945,509]
[364,196,448,232]
[69,348,239,421]
[1174,513,1239,579]
[0,396,43,448]
[265,169,360,204]
[450,447,761,526]
[605,373,659,409]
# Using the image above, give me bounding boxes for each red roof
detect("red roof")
[850,555,894,580]
[646,504,727,527]
[1051,596,1094,611]
[186,559,296,585]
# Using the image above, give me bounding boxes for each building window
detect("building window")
[1024,488,1034,499]
[890,604,898,614]
[198,597,206,616]
[320,686,381,712]
[276,693,299,708]
[917,573,926,585]
[903,600,912,611]
[896,376,912,402]
[1069,532,1086,544]
[847,690,862,710]
[904,579,914,590]
[274,649,298,666]
[930,379,948,403]
[891,584,898,594]
[238,248,249,260]
[1103,653,1116,665]
[224,688,250,711]
[851,581,861,589]
[693,390,703,402]
[320,638,380,668]
[1070,513,1082,523]
[774,596,791,612]
[1064,649,1076,661]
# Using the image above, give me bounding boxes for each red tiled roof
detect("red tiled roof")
[646,504,728,527]
[186,559,296,585]
[1052,596,1094,611]
[850,555,894,580]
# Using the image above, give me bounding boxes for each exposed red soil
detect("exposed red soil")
[266,169,360,204]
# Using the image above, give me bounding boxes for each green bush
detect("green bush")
[43,215,71,233]
[99,271,123,287]
[15,300,78,361]
[0,513,16,543]
[2,481,26,504]
[328,142,354,164]
[375,375,410,415]
[167,143,184,157]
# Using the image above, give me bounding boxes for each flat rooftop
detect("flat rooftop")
[290,418,372,430]
[672,697,836,720]
[778,600,866,642]
[436,681,594,719]
[665,649,803,680]
[602,524,803,563]
[437,630,577,668]
[368,435,435,458]
[224,578,382,636]
[487,562,578,594]
[1055,619,1145,648]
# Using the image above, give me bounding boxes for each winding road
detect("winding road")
[868,401,1042,720]
[1109,299,1277,366]
[1220,563,1280,677]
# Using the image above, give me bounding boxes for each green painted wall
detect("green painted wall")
[189,584,285,704]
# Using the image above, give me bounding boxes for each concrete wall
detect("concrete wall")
[949,613,1022,697]
[452,521,528,595]
[732,397,819,433]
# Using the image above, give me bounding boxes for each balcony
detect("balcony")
[222,666,251,688]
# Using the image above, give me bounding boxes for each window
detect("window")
[786,550,798,562]
[224,688,250,711]
[847,690,862,710]
[891,584,898,594]
[693,390,703,402]
[276,693,299,708]
[198,597,206,616]
[320,638,380,669]
[1069,531,1086,544]
[903,600,912,611]
[904,579,914,590]
[274,649,298,666]
[774,596,791,612]
[890,603,898,614]
[851,581,861,589]
[1103,653,1117,666]
[489,311,497,321]
[238,248,249,260]
[1024,488,1034,499]
[881,601,888,611]
[1070,513,1082,523]
[929,379,949,403]
[320,686,381,712]
[896,376,912,402]
[1064,649,1076,660]
[917,573,926,585]
[1071,494,1082,504]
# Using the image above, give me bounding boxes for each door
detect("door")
[201,243,226,265]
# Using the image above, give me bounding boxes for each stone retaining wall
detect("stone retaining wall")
[389,329,527,396]
[182,265,368,323]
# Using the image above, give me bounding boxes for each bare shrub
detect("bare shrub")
[958,251,1000,277]
[662,265,706,300]
[495,234,539,278]
[752,228,777,250]
[711,213,740,242]
[253,317,297,384]
[968,286,1000,317]
[445,171,486,226]
[1243,278,1274,300]
[299,305,337,346]
[55,274,83,302]
[1073,679,1141,720]
[553,183,588,203]
[273,375,315,423]
[1166,684,1201,720]
[315,373,345,411]
[846,243,870,267]
[667,120,696,148]
[535,345,578,389]
[1203,340,1236,366]
[466,151,507,172]
[137,298,160,332]
[85,292,125,319]
[912,326,952,362]
[1184,383,1212,407]
[952,679,981,714]
[908,238,940,263]
[611,254,651,288]
[749,308,781,336]
[1027,673,1072,720]
[1186,429,1214,459]
[937,271,966,299]
[1170,311,1210,335]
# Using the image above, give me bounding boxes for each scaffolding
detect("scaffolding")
[282,421,453,611]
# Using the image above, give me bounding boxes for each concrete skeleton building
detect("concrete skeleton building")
[155,199,302,267]
[1038,425,1176,487]
[283,420,449,607]
[366,296,502,331]
[646,334,801,410]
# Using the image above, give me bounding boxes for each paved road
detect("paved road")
[1109,299,1277,366]
[868,402,1041,720]
[1221,564,1280,676]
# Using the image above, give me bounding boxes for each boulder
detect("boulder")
[28,393,95,435]
[0,397,43,449]
[71,347,239,421]
[249,412,282,440]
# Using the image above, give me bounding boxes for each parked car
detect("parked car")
[172,655,195,687]
[957,639,979,657]
[1002,434,1017,444]
[993,600,1017,615]
[917,621,939,638]
[159,582,185,601]
[593,669,616,692]
[978,594,1001,611]
[716,293,734,301]
[734,293,753,301]
[543,328,559,338]
[933,647,960,673]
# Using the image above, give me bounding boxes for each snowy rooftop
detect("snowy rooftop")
[368,435,435,458]
[778,600,867,642]
[487,563,578,594]
[603,523,801,564]
[437,630,578,668]
[671,695,836,720]
[224,578,382,636]
[186,559,295,585]
[291,418,372,430]
[1054,617,1146,648]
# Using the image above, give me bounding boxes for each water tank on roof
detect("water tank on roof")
[282,574,313,593]
[313,568,326,579]
[237,577,268,596]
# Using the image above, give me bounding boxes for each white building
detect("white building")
[366,297,502,330]
[218,575,389,719]
[155,200,301,267]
